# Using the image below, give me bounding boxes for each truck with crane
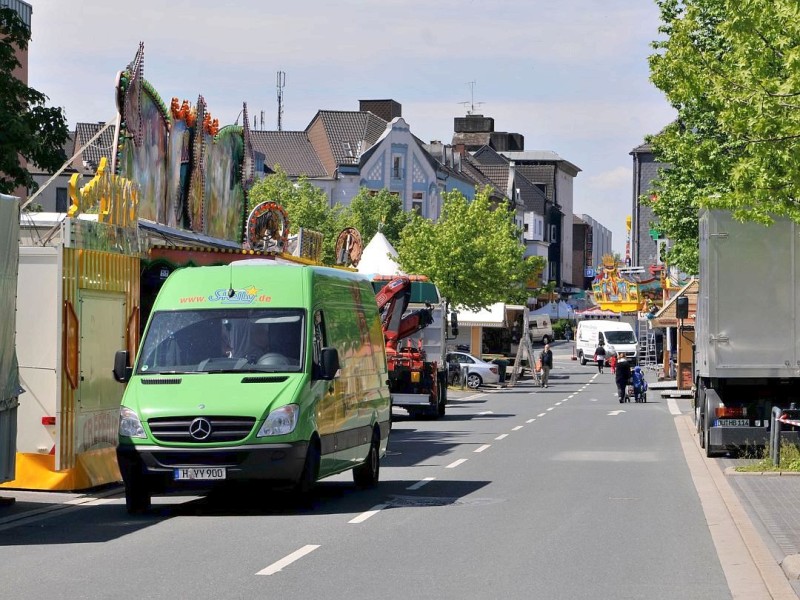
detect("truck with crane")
[694,209,800,456]
[373,275,449,419]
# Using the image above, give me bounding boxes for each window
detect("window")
[550,225,557,242]
[411,201,423,215]
[392,156,402,179]
[343,142,354,158]
[56,187,68,212]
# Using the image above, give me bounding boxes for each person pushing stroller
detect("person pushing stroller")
[615,356,632,402]
[631,365,648,403]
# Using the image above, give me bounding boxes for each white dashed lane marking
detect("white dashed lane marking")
[348,505,388,524]
[474,444,491,453]
[495,433,509,440]
[257,545,320,575]
[407,478,435,490]
[446,459,468,469]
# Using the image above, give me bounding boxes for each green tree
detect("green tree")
[342,187,410,247]
[0,8,69,195]
[396,187,544,310]
[648,0,800,273]
[248,167,344,264]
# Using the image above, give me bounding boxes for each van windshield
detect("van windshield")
[605,330,636,344]
[136,308,304,375]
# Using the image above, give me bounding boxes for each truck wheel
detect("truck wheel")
[703,395,716,457]
[353,430,380,489]
[436,375,447,418]
[295,439,320,496]
[125,476,152,515]
[579,352,586,366]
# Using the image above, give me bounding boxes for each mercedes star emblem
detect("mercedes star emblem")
[188,417,212,440]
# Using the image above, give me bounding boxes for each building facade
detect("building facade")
[630,142,667,269]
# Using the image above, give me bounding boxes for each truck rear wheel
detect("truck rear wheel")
[579,352,586,366]
[436,375,446,418]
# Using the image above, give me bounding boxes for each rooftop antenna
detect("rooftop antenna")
[276,70,286,131]
[459,80,484,115]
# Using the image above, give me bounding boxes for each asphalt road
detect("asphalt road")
[0,346,744,599]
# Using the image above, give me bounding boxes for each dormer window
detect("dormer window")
[343,141,354,158]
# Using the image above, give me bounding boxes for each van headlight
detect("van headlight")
[258,404,299,437]
[119,407,146,438]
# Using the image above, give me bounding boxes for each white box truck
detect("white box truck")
[695,209,800,456]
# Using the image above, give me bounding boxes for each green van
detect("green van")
[113,261,391,513]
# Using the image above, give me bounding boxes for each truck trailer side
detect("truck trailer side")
[695,209,800,456]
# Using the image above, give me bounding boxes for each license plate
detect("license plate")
[174,467,226,480]
[715,419,750,427]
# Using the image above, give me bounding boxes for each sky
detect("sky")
[25,0,676,254]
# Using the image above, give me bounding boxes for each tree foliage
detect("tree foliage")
[0,8,69,195]
[341,187,410,248]
[395,187,544,310]
[648,0,800,273]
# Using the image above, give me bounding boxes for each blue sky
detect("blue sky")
[26,0,675,254]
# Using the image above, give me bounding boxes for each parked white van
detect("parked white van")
[575,320,638,365]
[528,314,553,345]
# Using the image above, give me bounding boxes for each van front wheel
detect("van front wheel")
[353,430,380,489]
[124,476,152,515]
[295,439,320,496]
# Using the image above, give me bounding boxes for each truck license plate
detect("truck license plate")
[174,467,226,480]
[716,419,750,427]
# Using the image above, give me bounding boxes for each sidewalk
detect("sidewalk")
[659,379,800,596]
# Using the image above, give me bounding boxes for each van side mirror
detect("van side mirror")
[113,350,133,383]
[450,312,458,337]
[318,347,340,380]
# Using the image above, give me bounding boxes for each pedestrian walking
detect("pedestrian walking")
[593,341,606,374]
[564,324,572,342]
[539,344,553,388]
[615,356,632,402]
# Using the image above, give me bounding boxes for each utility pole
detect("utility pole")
[276,70,285,131]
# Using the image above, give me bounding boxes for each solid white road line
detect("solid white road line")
[348,504,388,524]
[474,444,491,453]
[256,545,320,575]
[667,398,681,415]
[407,477,435,490]
[495,433,509,440]
[446,459,468,469]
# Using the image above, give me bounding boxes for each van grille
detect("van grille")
[147,416,256,443]
[149,451,250,468]
[141,377,182,385]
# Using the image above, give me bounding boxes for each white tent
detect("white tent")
[356,231,404,276]
[531,300,575,320]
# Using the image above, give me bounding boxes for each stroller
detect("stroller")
[630,365,648,403]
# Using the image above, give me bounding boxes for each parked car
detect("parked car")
[446,351,500,389]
